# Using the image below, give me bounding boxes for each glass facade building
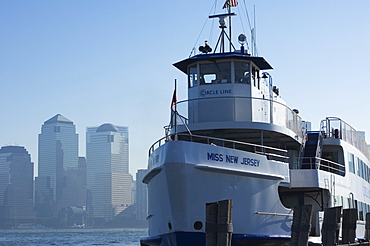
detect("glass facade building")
[36,114,79,216]
[135,169,148,221]
[0,146,35,221]
[86,124,131,220]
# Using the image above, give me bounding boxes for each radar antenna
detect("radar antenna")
[209,13,237,53]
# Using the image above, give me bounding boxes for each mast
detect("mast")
[253,5,257,56]
[209,12,236,53]
[228,6,232,52]
[174,79,177,140]
[207,0,239,53]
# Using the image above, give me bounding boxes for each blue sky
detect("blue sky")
[1,1,370,178]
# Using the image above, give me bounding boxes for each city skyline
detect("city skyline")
[1,1,370,179]
[1,113,136,179]
[0,142,147,227]
[0,116,146,227]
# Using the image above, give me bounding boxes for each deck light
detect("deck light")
[238,34,246,44]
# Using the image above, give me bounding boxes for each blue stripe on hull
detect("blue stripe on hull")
[140,232,291,246]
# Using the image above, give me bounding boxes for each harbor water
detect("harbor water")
[0,228,148,246]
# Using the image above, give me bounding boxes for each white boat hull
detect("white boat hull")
[143,140,293,245]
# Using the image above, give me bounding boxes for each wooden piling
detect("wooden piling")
[290,205,313,246]
[366,212,370,241]
[342,208,357,244]
[206,199,233,246]
[321,206,341,246]
[206,202,218,246]
[217,200,233,246]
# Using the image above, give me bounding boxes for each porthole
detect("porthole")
[194,221,203,230]
[168,222,172,230]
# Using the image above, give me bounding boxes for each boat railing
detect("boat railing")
[148,133,289,163]
[297,156,345,176]
[171,96,303,140]
[321,117,370,160]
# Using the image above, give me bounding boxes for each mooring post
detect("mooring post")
[342,208,358,244]
[206,199,233,246]
[290,205,313,246]
[217,199,233,246]
[366,212,370,241]
[206,202,218,246]
[290,205,301,246]
[321,206,341,246]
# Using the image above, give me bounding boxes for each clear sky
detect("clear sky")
[1,1,370,178]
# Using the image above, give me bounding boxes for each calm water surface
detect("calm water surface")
[0,228,148,246]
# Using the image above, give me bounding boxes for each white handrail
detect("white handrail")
[149,133,288,163]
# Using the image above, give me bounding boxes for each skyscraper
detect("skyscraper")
[135,169,148,221]
[56,157,87,211]
[35,114,79,217]
[86,123,132,220]
[0,146,35,222]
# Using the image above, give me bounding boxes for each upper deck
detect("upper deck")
[171,50,303,145]
[290,117,370,179]
[321,117,370,161]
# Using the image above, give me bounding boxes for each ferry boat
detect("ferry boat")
[141,2,370,245]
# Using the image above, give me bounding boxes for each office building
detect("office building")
[135,169,148,221]
[0,146,35,221]
[86,123,132,220]
[57,157,87,210]
[35,114,79,217]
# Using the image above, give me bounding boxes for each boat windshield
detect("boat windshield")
[199,62,231,84]
[235,62,250,84]
[188,61,259,87]
[189,65,198,88]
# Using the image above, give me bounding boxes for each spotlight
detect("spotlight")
[238,34,246,45]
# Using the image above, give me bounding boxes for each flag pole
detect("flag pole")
[228,6,232,52]
[174,79,178,140]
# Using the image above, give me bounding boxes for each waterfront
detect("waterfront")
[0,228,148,246]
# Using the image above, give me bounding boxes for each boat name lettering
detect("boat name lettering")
[207,152,223,162]
[207,152,260,167]
[200,89,232,97]
[240,157,260,167]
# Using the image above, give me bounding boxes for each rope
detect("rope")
[189,1,218,57]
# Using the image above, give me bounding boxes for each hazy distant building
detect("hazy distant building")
[57,157,87,210]
[86,123,132,220]
[135,169,148,221]
[358,131,366,140]
[35,114,79,217]
[0,146,36,221]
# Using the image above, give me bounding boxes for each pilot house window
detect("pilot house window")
[199,62,231,85]
[189,65,198,88]
[235,62,250,84]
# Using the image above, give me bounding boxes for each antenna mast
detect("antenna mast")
[252,5,257,56]
[209,13,236,53]
[228,6,232,52]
